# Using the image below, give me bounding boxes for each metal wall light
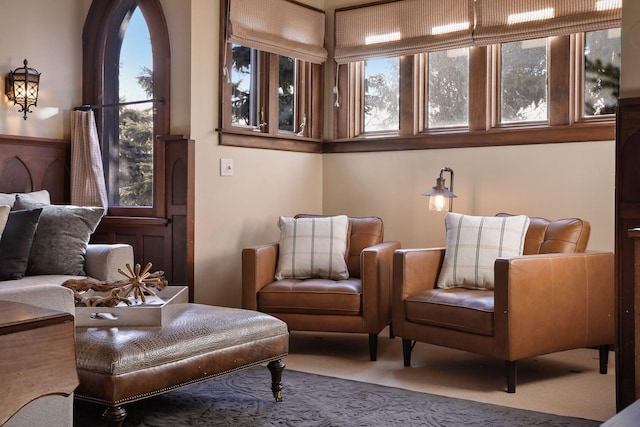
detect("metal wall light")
[423,167,457,212]
[5,59,41,120]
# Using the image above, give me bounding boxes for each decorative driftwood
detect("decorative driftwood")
[63,262,168,307]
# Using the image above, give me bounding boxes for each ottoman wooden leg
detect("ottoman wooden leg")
[103,405,127,427]
[267,359,285,402]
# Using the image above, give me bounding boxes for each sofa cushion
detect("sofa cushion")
[0,208,42,280]
[405,288,495,336]
[14,196,104,276]
[275,215,350,280]
[259,278,362,315]
[437,213,530,290]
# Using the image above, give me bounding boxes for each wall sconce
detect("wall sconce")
[423,167,457,212]
[5,59,41,120]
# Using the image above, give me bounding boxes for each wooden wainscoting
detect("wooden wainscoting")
[0,134,70,202]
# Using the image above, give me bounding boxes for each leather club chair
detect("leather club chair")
[392,214,615,392]
[242,215,401,361]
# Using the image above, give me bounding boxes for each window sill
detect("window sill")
[218,128,323,153]
[218,122,613,153]
[101,216,169,227]
[324,122,615,153]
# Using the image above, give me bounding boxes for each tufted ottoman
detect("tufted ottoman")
[74,303,289,427]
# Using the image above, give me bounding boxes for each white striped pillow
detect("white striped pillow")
[437,213,530,290]
[275,215,350,280]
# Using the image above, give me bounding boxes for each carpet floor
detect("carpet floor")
[73,366,600,427]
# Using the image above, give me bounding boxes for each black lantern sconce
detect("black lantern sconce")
[5,59,41,120]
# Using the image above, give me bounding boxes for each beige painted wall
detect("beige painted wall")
[0,0,88,137]
[189,0,323,306]
[323,141,615,251]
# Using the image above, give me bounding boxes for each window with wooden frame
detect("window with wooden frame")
[330,0,621,152]
[219,0,326,152]
[82,0,170,217]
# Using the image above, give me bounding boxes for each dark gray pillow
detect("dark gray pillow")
[14,195,104,276]
[0,208,42,280]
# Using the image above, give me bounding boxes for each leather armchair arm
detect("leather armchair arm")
[392,248,445,296]
[494,251,615,359]
[391,248,445,331]
[361,241,401,329]
[242,242,279,310]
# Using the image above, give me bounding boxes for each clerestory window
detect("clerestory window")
[219,0,327,150]
[332,0,621,151]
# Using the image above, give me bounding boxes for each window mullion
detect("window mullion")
[351,62,363,137]
[334,63,350,139]
[416,54,426,133]
[399,55,415,136]
[309,63,323,139]
[469,46,489,132]
[295,60,305,136]
[549,35,572,126]
[263,53,276,134]
[220,44,233,128]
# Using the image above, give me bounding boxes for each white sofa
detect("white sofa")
[0,243,134,427]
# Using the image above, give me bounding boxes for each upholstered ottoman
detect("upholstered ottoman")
[74,303,289,427]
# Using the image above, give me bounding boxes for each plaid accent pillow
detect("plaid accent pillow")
[275,215,350,280]
[437,213,530,290]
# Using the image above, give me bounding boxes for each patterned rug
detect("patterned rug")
[73,366,600,427]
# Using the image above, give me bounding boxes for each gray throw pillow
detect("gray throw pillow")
[14,195,104,276]
[0,208,42,280]
[0,190,51,209]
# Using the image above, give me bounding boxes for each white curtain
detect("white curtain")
[70,110,108,213]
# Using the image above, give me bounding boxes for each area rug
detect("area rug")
[73,366,600,427]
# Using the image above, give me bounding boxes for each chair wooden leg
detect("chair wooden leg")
[389,322,395,339]
[402,339,412,367]
[599,345,610,374]
[368,333,378,361]
[506,361,517,393]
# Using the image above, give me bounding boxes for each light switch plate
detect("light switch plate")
[220,158,233,176]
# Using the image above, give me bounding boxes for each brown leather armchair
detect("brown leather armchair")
[243,215,401,361]
[392,215,615,392]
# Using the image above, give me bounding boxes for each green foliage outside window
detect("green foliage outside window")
[116,67,153,206]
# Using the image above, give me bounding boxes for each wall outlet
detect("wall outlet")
[220,158,233,177]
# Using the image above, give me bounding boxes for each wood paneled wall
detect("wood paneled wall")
[615,98,640,411]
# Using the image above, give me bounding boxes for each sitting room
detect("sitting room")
[0,0,637,426]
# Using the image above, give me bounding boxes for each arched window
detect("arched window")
[82,0,170,217]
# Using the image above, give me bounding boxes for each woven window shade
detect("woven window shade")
[474,0,622,46]
[334,0,474,64]
[228,0,327,64]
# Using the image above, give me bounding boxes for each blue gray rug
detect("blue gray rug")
[73,366,600,426]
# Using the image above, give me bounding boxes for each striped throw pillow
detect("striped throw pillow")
[275,215,350,280]
[437,213,530,290]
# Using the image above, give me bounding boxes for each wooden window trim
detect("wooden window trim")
[218,0,324,148]
[82,0,171,217]
[574,31,619,125]
[329,33,615,154]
